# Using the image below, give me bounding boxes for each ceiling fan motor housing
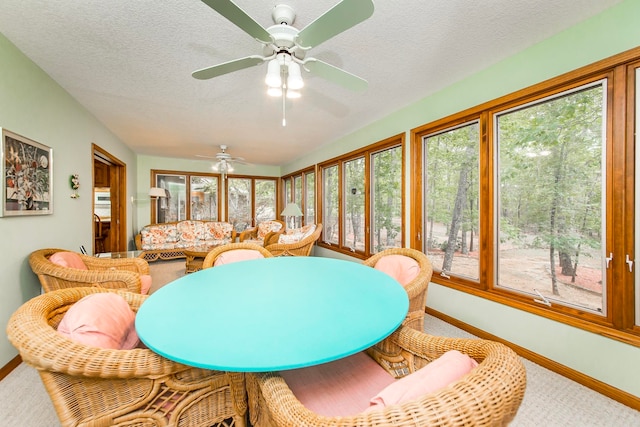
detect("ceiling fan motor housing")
[272,4,295,25]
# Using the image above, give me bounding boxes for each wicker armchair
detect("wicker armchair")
[6,287,247,427]
[238,220,285,245]
[363,248,433,332]
[263,223,322,257]
[247,326,526,427]
[202,242,273,269]
[29,248,150,294]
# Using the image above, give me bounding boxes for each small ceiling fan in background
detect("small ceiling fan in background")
[192,0,375,125]
[196,145,249,178]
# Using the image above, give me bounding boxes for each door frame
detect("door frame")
[92,144,127,252]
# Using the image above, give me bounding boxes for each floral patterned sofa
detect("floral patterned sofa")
[135,220,236,262]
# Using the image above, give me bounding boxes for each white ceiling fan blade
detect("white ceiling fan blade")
[304,58,368,92]
[195,154,218,160]
[297,0,374,48]
[200,0,271,43]
[192,55,264,80]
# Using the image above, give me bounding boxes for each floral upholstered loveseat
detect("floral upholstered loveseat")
[135,220,236,261]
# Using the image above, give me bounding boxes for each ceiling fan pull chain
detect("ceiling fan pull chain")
[282,84,287,127]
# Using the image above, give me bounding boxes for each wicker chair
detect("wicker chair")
[247,326,527,427]
[6,287,247,427]
[363,247,433,332]
[29,248,150,294]
[238,219,285,245]
[202,241,273,269]
[263,224,323,257]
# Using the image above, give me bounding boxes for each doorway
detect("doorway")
[92,144,127,254]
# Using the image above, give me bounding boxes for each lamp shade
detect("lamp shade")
[281,202,303,217]
[149,187,167,198]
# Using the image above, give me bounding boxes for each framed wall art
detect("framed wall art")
[1,128,53,216]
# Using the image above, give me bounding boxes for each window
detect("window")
[496,83,605,313]
[281,167,316,227]
[319,134,404,257]
[226,176,278,232]
[412,48,638,345]
[190,176,219,221]
[152,171,221,223]
[423,123,480,280]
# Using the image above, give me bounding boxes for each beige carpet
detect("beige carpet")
[1,259,639,426]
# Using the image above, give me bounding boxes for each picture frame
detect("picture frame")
[1,128,53,216]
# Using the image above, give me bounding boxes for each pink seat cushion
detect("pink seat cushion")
[373,254,420,286]
[367,350,479,411]
[280,352,395,417]
[140,274,152,295]
[213,249,265,266]
[57,293,139,349]
[49,252,88,270]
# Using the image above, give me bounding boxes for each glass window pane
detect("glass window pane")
[496,83,605,314]
[227,177,252,232]
[284,179,292,204]
[255,179,277,223]
[190,176,218,220]
[294,176,302,206]
[371,146,402,253]
[323,165,339,244]
[343,157,365,252]
[424,122,480,280]
[155,174,186,223]
[305,172,315,225]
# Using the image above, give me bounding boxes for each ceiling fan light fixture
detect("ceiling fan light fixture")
[287,61,304,90]
[286,90,301,99]
[265,58,282,88]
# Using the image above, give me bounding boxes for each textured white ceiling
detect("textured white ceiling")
[0,0,623,166]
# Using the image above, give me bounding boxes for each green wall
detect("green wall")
[0,33,138,367]
[284,0,640,399]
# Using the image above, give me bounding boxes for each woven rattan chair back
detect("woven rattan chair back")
[363,247,433,332]
[202,241,273,269]
[6,287,247,427]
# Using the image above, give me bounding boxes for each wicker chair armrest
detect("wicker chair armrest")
[264,224,322,257]
[135,233,142,250]
[262,230,284,246]
[82,255,150,275]
[239,227,258,242]
[7,288,190,378]
[249,326,526,427]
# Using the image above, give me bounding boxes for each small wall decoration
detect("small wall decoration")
[70,174,80,199]
[1,128,53,216]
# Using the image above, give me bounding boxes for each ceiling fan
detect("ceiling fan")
[196,145,248,176]
[192,0,375,95]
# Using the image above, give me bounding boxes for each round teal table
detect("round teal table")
[136,257,409,372]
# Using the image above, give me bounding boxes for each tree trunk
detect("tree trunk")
[559,251,574,276]
[443,148,472,271]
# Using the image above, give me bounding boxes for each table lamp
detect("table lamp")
[281,202,303,230]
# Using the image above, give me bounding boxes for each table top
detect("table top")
[136,257,409,372]
[97,250,144,259]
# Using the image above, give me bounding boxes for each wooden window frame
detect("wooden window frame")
[318,134,405,259]
[410,47,639,346]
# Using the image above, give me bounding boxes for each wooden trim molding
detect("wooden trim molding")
[0,355,22,381]
[425,307,640,411]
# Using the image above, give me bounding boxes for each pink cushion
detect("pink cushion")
[367,350,478,410]
[281,352,395,417]
[57,293,139,349]
[374,254,420,286]
[140,274,152,295]
[49,252,88,270]
[213,249,265,266]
